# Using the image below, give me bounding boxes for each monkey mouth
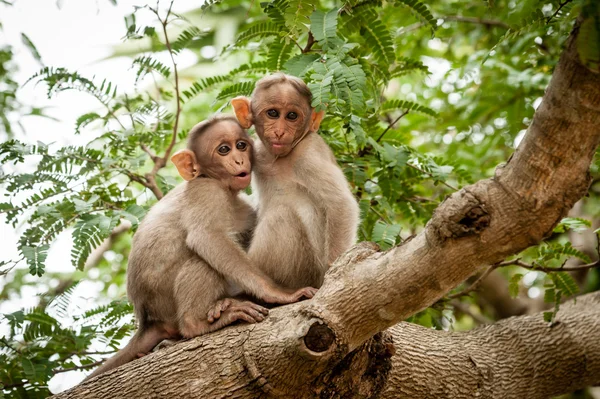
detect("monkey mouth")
[236,172,249,178]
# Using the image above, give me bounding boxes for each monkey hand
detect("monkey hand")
[262,286,318,304]
[207,298,269,324]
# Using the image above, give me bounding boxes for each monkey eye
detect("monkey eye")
[236,141,248,151]
[266,109,279,118]
[217,145,231,155]
[286,112,298,120]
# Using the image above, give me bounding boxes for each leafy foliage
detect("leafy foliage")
[1,0,599,396]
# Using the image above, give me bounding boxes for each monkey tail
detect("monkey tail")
[82,323,164,382]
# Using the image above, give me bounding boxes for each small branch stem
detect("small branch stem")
[303,32,315,53]
[443,15,510,29]
[406,163,458,191]
[376,110,409,142]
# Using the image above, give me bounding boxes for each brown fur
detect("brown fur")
[84,115,316,381]
[232,73,360,289]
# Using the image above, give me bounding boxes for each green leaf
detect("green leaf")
[71,214,119,270]
[395,0,437,35]
[118,205,147,230]
[75,112,102,134]
[577,6,600,73]
[381,99,437,117]
[263,0,288,27]
[508,273,523,298]
[284,0,313,36]
[21,358,46,383]
[372,220,402,249]
[310,9,338,48]
[236,21,281,45]
[553,217,592,233]
[543,287,556,303]
[21,33,42,63]
[285,53,320,77]
[216,81,256,102]
[266,39,294,71]
[21,244,49,276]
[551,271,579,297]
[171,27,206,54]
[308,73,334,111]
[132,56,171,83]
[543,311,554,323]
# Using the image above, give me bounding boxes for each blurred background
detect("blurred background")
[0,0,598,396]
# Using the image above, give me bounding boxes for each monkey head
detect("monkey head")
[231,73,324,157]
[171,116,253,191]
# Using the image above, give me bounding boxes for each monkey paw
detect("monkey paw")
[207,298,268,324]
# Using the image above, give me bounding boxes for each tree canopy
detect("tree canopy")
[0,0,599,397]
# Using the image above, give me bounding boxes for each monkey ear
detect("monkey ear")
[171,149,201,181]
[310,109,325,132]
[231,96,253,129]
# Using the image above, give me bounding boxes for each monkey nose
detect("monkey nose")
[235,159,243,165]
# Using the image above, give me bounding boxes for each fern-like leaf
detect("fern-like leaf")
[182,75,229,101]
[71,214,119,270]
[395,0,437,34]
[284,0,314,36]
[132,56,171,84]
[263,0,289,27]
[310,9,339,48]
[236,21,281,45]
[266,39,294,71]
[284,54,320,77]
[216,81,256,101]
[381,99,437,117]
[171,27,205,54]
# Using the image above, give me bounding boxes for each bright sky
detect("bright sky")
[0,0,202,392]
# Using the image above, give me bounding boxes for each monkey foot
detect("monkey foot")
[207,298,268,323]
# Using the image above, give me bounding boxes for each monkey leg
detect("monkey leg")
[181,304,269,338]
[207,298,269,323]
[174,259,264,338]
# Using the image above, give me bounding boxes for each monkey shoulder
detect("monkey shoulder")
[188,178,237,208]
[180,178,238,227]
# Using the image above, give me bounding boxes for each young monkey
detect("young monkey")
[231,74,360,290]
[85,115,316,381]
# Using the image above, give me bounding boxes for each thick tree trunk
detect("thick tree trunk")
[53,16,600,399]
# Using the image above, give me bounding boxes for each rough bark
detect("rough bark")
[53,17,600,399]
[382,291,600,399]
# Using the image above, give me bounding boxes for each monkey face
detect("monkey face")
[251,84,311,157]
[173,119,253,191]
[203,121,253,191]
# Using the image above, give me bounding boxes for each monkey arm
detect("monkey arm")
[297,148,360,265]
[184,227,275,299]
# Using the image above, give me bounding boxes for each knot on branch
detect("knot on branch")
[431,190,491,240]
[458,206,491,233]
[305,323,336,353]
[310,332,394,398]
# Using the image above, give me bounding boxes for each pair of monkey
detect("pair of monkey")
[85,73,360,380]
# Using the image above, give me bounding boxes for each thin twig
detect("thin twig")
[501,258,600,273]
[547,0,573,24]
[450,299,491,324]
[303,32,316,53]
[52,360,104,374]
[141,1,182,200]
[406,163,458,191]
[448,264,500,299]
[443,15,510,29]
[376,110,409,142]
